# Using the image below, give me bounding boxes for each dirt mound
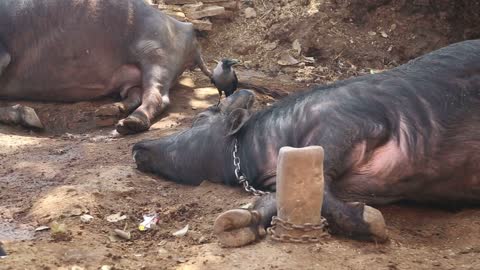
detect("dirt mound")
[201,0,480,85]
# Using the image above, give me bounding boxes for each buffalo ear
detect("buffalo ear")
[220,89,256,114]
[226,108,251,136]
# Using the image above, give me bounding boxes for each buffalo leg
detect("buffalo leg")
[213,193,276,247]
[95,87,143,120]
[321,184,386,241]
[0,42,11,76]
[116,66,173,135]
[0,105,43,129]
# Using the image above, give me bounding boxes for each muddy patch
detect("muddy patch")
[0,222,35,242]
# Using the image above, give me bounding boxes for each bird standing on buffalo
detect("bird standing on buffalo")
[211,58,239,105]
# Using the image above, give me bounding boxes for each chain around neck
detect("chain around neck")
[232,138,270,196]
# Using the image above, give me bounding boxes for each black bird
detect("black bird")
[211,58,239,104]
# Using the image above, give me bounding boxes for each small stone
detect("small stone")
[302,56,315,63]
[158,240,168,246]
[190,19,213,31]
[158,248,169,255]
[198,236,208,244]
[292,39,302,55]
[106,213,127,223]
[368,31,377,36]
[186,6,225,20]
[390,23,397,31]
[264,41,278,51]
[70,208,83,217]
[277,53,299,66]
[380,31,388,38]
[182,2,203,14]
[176,257,187,263]
[244,7,256,18]
[164,10,187,21]
[100,266,113,270]
[233,43,256,55]
[239,202,253,209]
[80,214,94,223]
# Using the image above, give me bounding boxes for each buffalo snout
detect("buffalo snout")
[132,142,156,173]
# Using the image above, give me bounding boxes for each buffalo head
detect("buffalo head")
[132,89,256,185]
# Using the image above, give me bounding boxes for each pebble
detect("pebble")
[80,214,94,223]
[244,7,256,18]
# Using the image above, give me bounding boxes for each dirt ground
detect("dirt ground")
[2,0,480,269]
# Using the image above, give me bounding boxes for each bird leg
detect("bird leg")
[216,89,222,107]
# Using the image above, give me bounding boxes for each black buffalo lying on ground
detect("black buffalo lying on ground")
[0,0,212,134]
[133,39,480,245]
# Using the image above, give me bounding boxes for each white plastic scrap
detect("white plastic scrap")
[172,224,189,237]
[138,214,159,231]
[35,226,50,232]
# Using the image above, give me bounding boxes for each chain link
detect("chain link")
[267,227,328,243]
[270,216,328,231]
[267,216,329,243]
[233,139,270,196]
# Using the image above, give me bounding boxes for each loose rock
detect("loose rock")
[278,52,300,66]
[106,213,127,223]
[292,39,302,55]
[80,214,94,223]
[244,7,257,18]
[264,41,278,51]
[187,6,225,20]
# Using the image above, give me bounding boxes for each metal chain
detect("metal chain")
[267,227,329,243]
[233,139,270,196]
[267,216,329,243]
[270,216,328,231]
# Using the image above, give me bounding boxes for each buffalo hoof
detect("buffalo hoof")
[95,103,125,118]
[95,103,126,127]
[213,209,266,248]
[116,114,150,135]
[344,202,388,242]
[362,205,388,242]
[16,105,43,129]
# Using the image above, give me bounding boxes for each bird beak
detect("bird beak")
[229,59,240,66]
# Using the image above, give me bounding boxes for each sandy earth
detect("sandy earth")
[2,0,480,269]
